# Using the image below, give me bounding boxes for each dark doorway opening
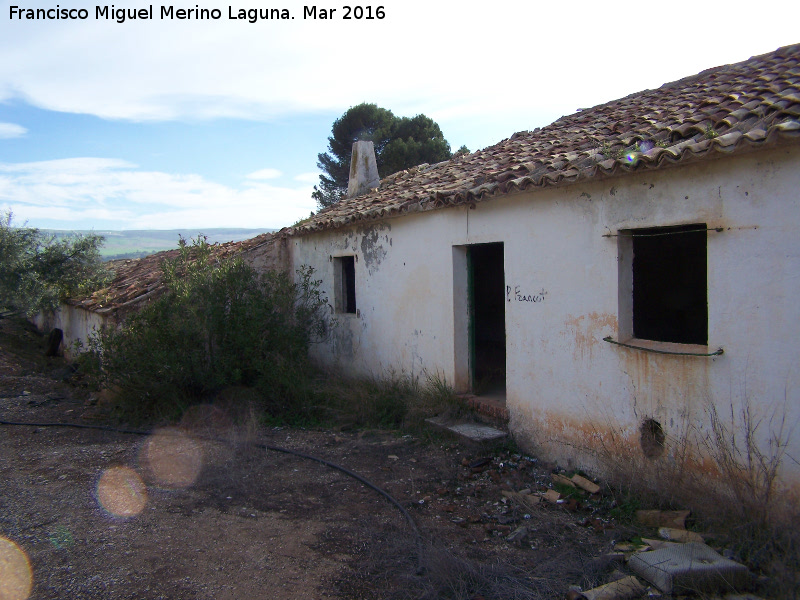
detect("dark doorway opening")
[468,243,506,395]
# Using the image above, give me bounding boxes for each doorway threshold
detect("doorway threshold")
[457,392,508,423]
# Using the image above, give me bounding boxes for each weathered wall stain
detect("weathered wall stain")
[331,317,359,359]
[563,312,618,360]
[621,348,710,428]
[358,223,391,275]
[524,410,727,481]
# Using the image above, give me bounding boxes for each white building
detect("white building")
[44,45,800,489]
[287,45,800,486]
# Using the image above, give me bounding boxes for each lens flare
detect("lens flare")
[97,466,147,517]
[141,428,202,488]
[0,536,33,600]
[180,403,233,436]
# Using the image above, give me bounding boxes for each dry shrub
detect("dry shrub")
[338,529,563,600]
[592,397,800,598]
[408,545,558,600]
[699,400,800,596]
[318,370,469,432]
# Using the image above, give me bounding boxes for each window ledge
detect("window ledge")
[603,337,723,357]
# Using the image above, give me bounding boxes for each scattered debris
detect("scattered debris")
[543,489,562,504]
[469,457,492,469]
[506,525,529,545]
[588,552,625,571]
[658,527,704,543]
[636,509,690,529]
[573,575,647,600]
[571,474,601,494]
[501,489,541,511]
[552,473,577,488]
[628,542,751,594]
[640,537,679,551]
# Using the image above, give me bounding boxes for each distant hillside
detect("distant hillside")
[45,228,273,260]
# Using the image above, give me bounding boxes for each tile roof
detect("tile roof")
[70,232,281,316]
[66,45,799,317]
[291,44,800,235]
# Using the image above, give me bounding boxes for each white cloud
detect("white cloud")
[0,1,794,124]
[246,168,282,180]
[294,172,319,183]
[0,158,316,229]
[0,123,27,139]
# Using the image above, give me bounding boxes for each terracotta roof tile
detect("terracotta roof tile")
[290,44,800,235]
[70,232,281,315]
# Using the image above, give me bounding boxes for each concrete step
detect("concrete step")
[425,416,508,443]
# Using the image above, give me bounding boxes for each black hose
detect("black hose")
[0,418,426,573]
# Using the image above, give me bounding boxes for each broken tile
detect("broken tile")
[551,473,576,487]
[542,489,561,504]
[571,474,601,494]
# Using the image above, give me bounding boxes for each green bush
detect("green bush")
[88,237,328,422]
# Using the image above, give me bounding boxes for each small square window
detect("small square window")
[333,256,357,314]
[620,224,707,345]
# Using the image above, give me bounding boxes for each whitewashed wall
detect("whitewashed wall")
[292,145,800,485]
[33,304,110,359]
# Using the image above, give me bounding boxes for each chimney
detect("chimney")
[347,140,380,198]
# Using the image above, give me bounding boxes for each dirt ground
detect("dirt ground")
[0,317,626,600]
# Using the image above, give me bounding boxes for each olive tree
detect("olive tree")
[0,211,109,316]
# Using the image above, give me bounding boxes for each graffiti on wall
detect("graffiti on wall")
[507,285,548,304]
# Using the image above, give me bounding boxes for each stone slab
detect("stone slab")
[628,542,750,594]
[425,417,507,442]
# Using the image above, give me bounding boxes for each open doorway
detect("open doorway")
[468,243,506,396]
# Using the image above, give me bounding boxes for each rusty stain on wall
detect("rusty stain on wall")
[563,312,618,360]
[621,348,711,424]
[532,410,728,482]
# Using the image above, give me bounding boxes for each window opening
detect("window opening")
[630,224,707,345]
[334,256,357,314]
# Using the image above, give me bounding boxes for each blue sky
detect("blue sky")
[1,0,798,231]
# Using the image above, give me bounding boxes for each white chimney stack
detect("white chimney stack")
[347,140,380,198]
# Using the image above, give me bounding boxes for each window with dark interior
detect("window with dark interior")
[630,224,707,345]
[334,256,356,314]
